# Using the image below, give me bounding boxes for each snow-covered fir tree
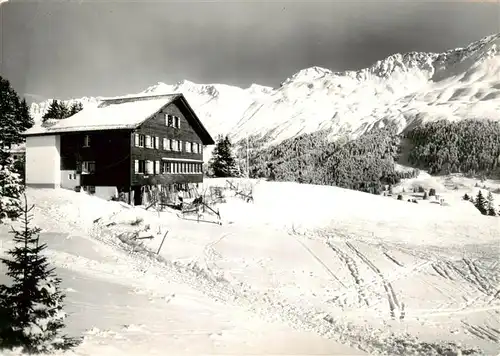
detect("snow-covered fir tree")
[0,76,33,147]
[486,191,497,216]
[42,100,79,124]
[68,102,83,116]
[474,190,487,215]
[0,195,80,353]
[0,149,24,223]
[209,135,240,178]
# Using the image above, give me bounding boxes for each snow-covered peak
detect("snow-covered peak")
[282,66,333,86]
[246,83,275,95]
[28,32,500,154]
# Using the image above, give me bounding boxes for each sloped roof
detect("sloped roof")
[23,94,180,136]
[22,93,215,145]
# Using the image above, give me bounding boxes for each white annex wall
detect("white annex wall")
[25,135,61,188]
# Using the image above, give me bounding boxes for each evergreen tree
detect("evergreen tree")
[474,190,487,215]
[68,102,83,116]
[486,191,497,216]
[209,135,239,178]
[42,100,75,123]
[0,149,24,223]
[42,100,61,123]
[0,195,79,353]
[0,76,33,147]
[429,188,436,197]
[16,98,34,135]
[463,193,470,201]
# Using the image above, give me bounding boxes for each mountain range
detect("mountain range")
[30,33,500,149]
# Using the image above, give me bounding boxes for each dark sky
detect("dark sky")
[0,0,499,102]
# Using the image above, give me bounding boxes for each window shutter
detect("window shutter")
[155,161,160,174]
[134,134,139,147]
[145,135,151,148]
[134,160,139,174]
[163,138,167,150]
[178,140,182,152]
[155,137,159,149]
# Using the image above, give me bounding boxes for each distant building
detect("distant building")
[22,94,215,205]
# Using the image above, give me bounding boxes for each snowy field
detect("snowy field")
[1,177,499,355]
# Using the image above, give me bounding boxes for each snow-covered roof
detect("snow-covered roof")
[23,94,181,136]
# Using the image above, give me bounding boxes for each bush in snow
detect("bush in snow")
[428,188,436,197]
[0,150,24,223]
[0,195,80,353]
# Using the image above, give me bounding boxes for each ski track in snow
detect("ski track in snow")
[4,182,499,356]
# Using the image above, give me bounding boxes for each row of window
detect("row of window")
[75,159,203,176]
[134,134,202,154]
[134,160,203,175]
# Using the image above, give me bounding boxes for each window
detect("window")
[155,161,160,174]
[165,114,174,127]
[81,161,95,175]
[173,140,180,151]
[82,185,95,193]
[134,160,146,174]
[165,114,181,128]
[162,162,172,174]
[135,134,145,147]
[145,135,152,148]
[83,135,91,147]
[178,140,182,152]
[186,142,191,153]
[190,142,195,153]
[154,136,159,149]
[162,138,168,150]
[146,160,154,174]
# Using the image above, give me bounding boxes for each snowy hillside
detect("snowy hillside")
[2,178,498,355]
[30,33,500,148]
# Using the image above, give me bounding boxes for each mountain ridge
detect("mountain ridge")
[29,32,500,149]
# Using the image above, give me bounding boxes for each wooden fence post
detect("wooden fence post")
[157,230,169,255]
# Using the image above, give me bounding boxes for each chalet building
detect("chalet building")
[22,94,214,205]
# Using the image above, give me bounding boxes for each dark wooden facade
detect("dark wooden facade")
[131,100,204,186]
[60,130,132,189]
